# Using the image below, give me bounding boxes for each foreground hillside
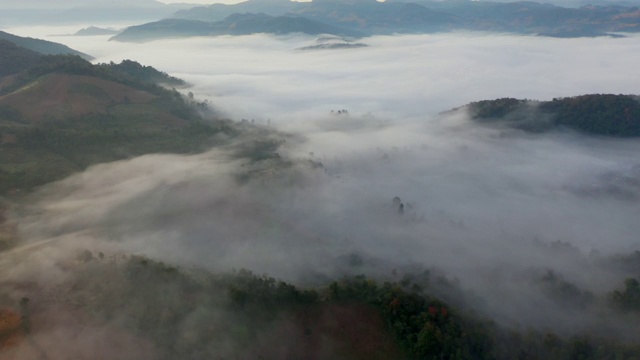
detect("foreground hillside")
[0,52,232,195]
[1,253,640,359]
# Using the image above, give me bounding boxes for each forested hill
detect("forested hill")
[462,94,640,136]
[0,30,92,60]
[2,254,640,359]
[0,40,43,77]
[0,52,231,194]
[111,13,363,42]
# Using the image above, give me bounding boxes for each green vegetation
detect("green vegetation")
[1,55,185,97]
[0,53,233,195]
[466,94,640,136]
[96,59,186,87]
[541,95,640,136]
[610,278,640,312]
[0,40,42,77]
[0,110,232,194]
[36,254,640,360]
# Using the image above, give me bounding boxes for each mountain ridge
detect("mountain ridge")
[0,30,92,59]
[0,52,230,194]
[158,0,640,39]
[459,94,640,136]
[112,13,365,42]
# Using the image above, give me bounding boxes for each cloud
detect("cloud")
[3,30,640,336]
[6,29,639,123]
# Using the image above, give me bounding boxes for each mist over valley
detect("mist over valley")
[1,17,640,359]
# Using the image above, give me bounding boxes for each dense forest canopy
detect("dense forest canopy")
[3,254,640,359]
[464,94,640,136]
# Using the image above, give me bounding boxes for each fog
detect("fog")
[3,29,640,339]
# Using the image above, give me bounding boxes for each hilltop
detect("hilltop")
[460,94,640,136]
[0,30,92,59]
[74,26,120,36]
[0,49,230,195]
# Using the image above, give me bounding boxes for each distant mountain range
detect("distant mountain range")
[112,13,364,42]
[114,0,640,41]
[74,26,120,36]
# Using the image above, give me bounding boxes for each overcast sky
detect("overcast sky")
[0,0,309,6]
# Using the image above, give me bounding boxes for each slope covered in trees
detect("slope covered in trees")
[2,255,640,359]
[0,40,43,77]
[464,94,640,136]
[0,53,231,194]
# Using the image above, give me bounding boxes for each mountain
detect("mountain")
[0,30,92,60]
[460,94,640,136]
[166,0,640,38]
[173,0,299,22]
[74,26,120,36]
[171,0,459,35]
[400,0,640,36]
[286,0,460,34]
[0,54,231,194]
[2,253,640,358]
[0,40,43,77]
[111,13,364,42]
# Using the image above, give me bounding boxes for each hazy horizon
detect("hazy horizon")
[2,0,639,9]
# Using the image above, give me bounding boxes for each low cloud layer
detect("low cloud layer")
[3,30,640,336]
[6,28,640,122]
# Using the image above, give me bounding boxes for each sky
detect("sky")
[157,0,311,3]
[0,0,309,6]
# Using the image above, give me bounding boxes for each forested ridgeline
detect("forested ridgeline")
[3,254,640,360]
[0,48,235,195]
[465,94,640,136]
